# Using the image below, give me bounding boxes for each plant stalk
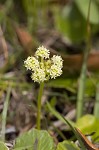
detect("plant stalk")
[76,0,92,120]
[1,85,12,141]
[37,82,44,130]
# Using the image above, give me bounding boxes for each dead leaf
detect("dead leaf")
[75,128,99,150]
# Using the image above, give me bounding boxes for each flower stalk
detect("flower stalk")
[37,82,44,130]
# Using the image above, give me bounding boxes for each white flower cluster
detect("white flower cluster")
[24,46,63,83]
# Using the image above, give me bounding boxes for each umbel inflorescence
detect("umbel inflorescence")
[24,46,63,83]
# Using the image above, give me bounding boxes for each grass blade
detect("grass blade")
[1,85,12,141]
[47,102,86,150]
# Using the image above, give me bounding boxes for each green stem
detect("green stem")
[76,0,92,120]
[1,85,12,141]
[37,82,44,130]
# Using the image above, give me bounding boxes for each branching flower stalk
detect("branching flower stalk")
[24,46,63,130]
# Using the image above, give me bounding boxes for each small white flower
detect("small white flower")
[24,56,39,71]
[31,68,46,83]
[35,46,50,59]
[51,55,63,68]
[50,64,62,79]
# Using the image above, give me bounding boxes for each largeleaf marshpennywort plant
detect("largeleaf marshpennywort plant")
[24,45,63,130]
[24,46,88,150]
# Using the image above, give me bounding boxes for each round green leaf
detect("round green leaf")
[76,114,96,132]
[14,128,55,150]
[56,141,79,150]
[76,114,99,142]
